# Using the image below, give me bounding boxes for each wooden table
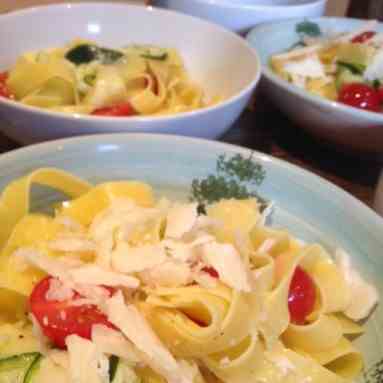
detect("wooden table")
[0,86,380,209]
[223,88,381,209]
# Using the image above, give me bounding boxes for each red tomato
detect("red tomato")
[288,266,316,325]
[0,72,14,99]
[91,102,136,117]
[29,276,116,349]
[201,266,219,278]
[338,83,381,112]
[351,31,376,44]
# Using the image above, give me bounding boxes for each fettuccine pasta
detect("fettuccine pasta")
[0,168,378,383]
[4,40,218,117]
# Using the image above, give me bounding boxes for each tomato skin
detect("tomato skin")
[29,276,115,349]
[201,266,219,278]
[91,102,136,117]
[0,72,14,99]
[351,31,376,44]
[288,266,316,325]
[338,83,381,112]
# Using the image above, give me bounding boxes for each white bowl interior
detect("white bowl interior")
[213,0,324,6]
[0,3,258,102]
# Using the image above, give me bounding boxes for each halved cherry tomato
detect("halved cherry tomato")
[351,31,376,44]
[201,266,219,278]
[288,266,316,325]
[0,72,14,99]
[338,83,381,112]
[91,102,136,117]
[29,276,116,349]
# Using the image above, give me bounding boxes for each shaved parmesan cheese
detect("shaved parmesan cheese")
[336,249,379,321]
[29,313,50,355]
[284,55,325,79]
[45,278,75,302]
[73,284,111,302]
[163,235,214,263]
[89,199,161,268]
[69,264,139,289]
[139,260,192,288]
[54,216,85,232]
[91,324,139,363]
[266,353,296,376]
[47,350,70,369]
[165,203,198,239]
[201,242,252,292]
[66,334,109,383]
[112,242,166,273]
[13,248,82,280]
[105,292,192,383]
[257,239,277,254]
[193,271,218,289]
[364,49,383,81]
[48,236,96,252]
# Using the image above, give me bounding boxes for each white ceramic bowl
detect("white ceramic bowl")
[153,0,327,34]
[0,3,260,144]
[247,17,383,153]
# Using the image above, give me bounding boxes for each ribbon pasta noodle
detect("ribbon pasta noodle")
[5,40,219,116]
[0,168,377,383]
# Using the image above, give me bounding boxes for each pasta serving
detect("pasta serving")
[1,40,216,117]
[270,20,383,113]
[0,168,378,383]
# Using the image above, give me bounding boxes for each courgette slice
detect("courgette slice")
[0,352,40,383]
[337,60,366,75]
[335,68,364,90]
[66,44,124,65]
[110,357,141,383]
[129,45,168,61]
[23,355,41,383]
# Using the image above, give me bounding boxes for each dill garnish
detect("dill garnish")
[296,20,321,38]
[190,153,267,213]
[363,359,383,383]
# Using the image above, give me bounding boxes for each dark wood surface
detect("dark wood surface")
[223,88,382,209]
[0,87,381,208]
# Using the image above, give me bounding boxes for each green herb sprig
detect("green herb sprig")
[363,359,383,383]
[190,153,267,213]
[296,20,322,38]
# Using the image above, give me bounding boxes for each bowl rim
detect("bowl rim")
[0,132,382,229]
[247,16,383,122]
[0,2,261,123]
[155,0,327,11]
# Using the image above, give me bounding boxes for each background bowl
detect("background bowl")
[0,133,382,382]
[247,17,383,153]
[0,2,260,144]
[153,0,327,35]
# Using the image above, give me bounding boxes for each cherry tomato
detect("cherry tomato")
[351,31,376,44]
[0,72,14,99]
[91,102,136,117]
[338,83,381,112]
[29,276,116,349]
[201,266,219,278]
[288,266,316,325]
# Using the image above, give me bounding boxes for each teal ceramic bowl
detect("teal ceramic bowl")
[0,133,382,381]
[247,17,383,153]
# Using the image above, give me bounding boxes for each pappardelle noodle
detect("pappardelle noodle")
[3,40,217,116]
[0,168,378,383]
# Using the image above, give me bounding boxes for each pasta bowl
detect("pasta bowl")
[0,133,382,382]
[247,17,383,153]
[0,3,260,144]
[153,0,327,35]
